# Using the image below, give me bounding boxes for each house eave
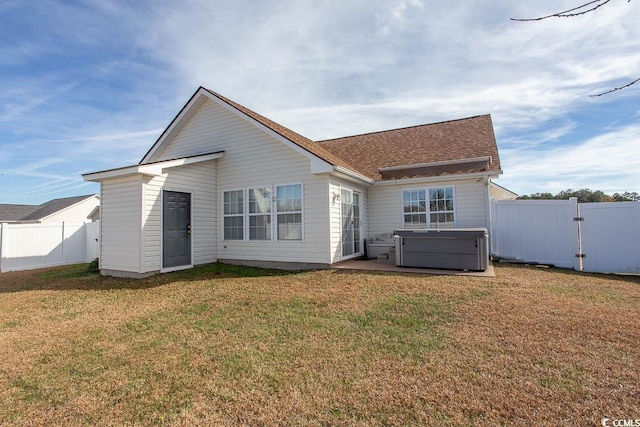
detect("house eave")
[140,88,205,164]
[373,170,502,186]
[378,156,493,173]
[83,151,224,182]
[332,166,376,186]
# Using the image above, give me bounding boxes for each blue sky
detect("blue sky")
[1,0,638,204]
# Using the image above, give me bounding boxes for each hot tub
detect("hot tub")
[393,228,489,271]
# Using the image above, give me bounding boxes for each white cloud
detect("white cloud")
[136,0,637,136]
[376,0,424,36]
[1,0,639,203]
[500,124,640,195]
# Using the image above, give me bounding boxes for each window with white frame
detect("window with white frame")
[222,184,303,241]
[223,190,244,240]
[248,187,272,240]
[403,189,427,228]
[276,184,302,240]
[403,186,455,229]
[428,187,455,228]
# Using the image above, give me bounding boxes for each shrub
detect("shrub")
[86,258,100,274]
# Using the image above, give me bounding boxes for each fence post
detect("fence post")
[82,221,87,263]
[636,203,640,272]
[0,223,3,273]
[96,220,100,264]
[61,222,65,265]
[571,198,583,272]
[489,198,496,255]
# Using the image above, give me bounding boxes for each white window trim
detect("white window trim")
[222,188,245,241]
[428,186,456,229]
[275,182,304,242]
[401,187,428,229]
[401,186,456,229]
[221,182,304,242]
[248,186,273,241]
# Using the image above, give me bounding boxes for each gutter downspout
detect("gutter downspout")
[484,176,491,245]
[0,223,3,273]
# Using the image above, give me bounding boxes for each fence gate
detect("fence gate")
[579,202,640,273]
[491,198,640,274]
[490,198,578,269]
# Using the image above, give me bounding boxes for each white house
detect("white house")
[83,87,506,277]
[0,194,100,224]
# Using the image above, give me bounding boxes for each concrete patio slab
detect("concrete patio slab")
[332,258,495,277]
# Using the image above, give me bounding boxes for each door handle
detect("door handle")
[187,225,191,235]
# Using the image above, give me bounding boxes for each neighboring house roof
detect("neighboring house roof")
[0,204,38,222]
[16,195,98,222]
[490,181,518,198]
[87,206,101,222]
[317,115,502,180]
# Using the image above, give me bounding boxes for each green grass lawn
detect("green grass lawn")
[0,263,638,426]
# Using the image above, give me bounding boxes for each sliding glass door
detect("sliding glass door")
[341,189,362,259]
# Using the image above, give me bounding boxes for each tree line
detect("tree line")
[517,189,639,202]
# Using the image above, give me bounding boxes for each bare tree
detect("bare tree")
[512,0,637,96]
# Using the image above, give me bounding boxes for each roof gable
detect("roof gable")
[111,87,502,184]
[140,87,355,173]
[317,115,502,180]
[19,195,98,222]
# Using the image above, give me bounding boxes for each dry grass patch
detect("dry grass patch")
[0,263,638,426]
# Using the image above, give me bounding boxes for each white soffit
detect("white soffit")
[83,152,224,182]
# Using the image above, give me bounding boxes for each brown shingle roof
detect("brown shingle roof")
[317,115,501,180]
[145,87,501,183]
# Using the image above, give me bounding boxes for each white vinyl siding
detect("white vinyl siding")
[147,97,330,264]
[142,161,217,272]
[329,181,342,263]
[100,176,143,273]
[369,178,487,236]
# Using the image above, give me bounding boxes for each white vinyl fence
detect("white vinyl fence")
[491,198,640,274]
[0,221,100,273]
